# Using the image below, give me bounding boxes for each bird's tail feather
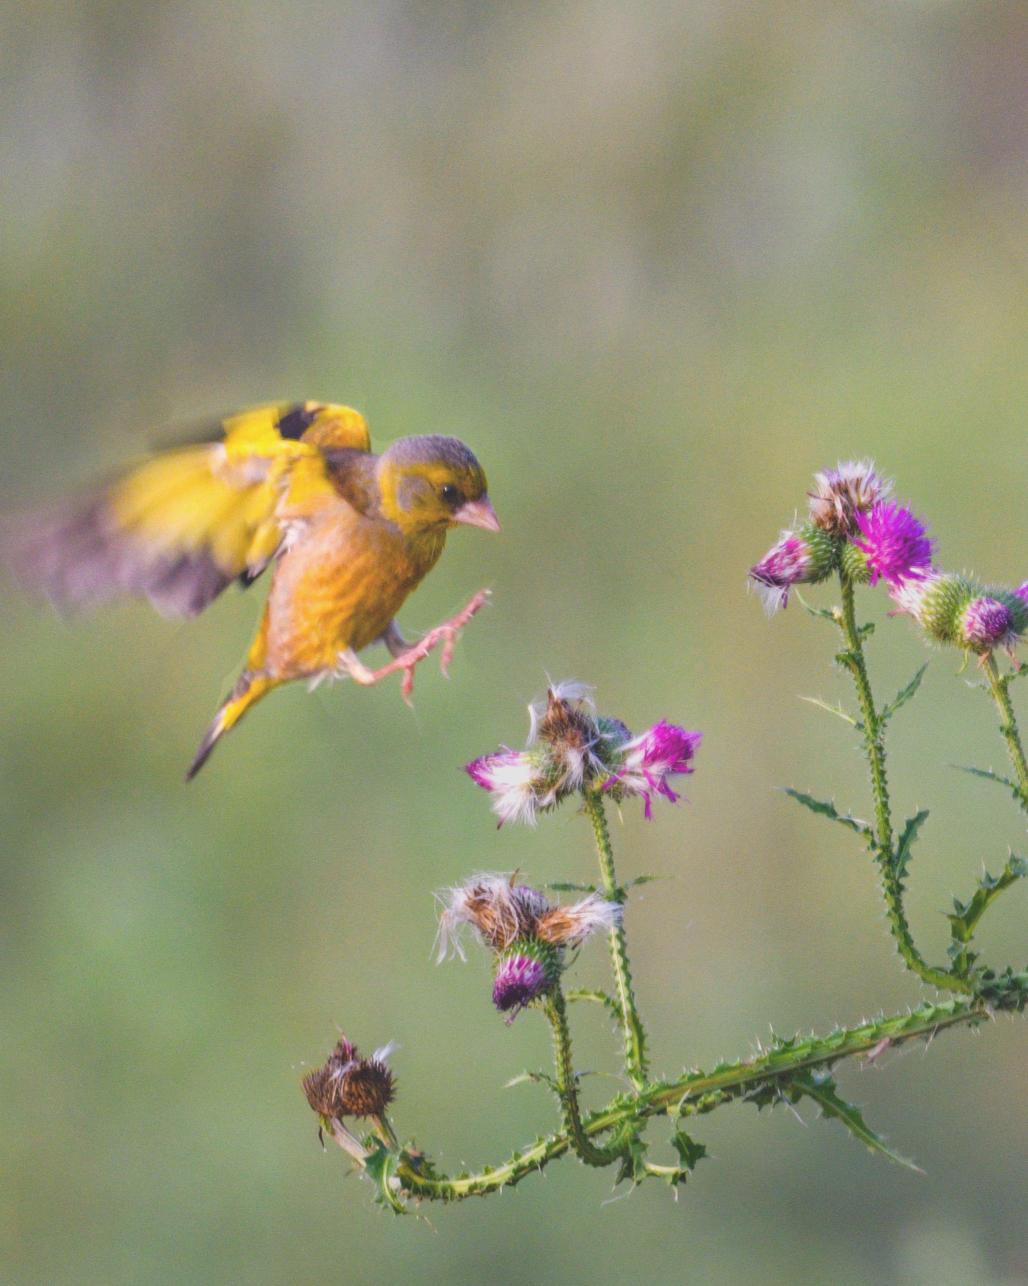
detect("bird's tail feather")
[186,670,277,780]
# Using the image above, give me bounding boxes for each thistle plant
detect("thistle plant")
[303,462,1025,1211]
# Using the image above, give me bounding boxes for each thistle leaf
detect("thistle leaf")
[794,590,839,622]
[504,1069,561,1093]
[670,1129,707,1172]
[880,663,929,723]
[547,881,598,894]
[799,695,860,728]
[782,788,873,838]
[565,989,621,1018]
[893,810,929,881]
[948,853,1027,960]
[615,1134,650,1187]
[364,1143,407,1213]
[790,1070,923,1172]
[954,765,1022,805]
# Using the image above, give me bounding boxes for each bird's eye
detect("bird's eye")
[440,483,461,506]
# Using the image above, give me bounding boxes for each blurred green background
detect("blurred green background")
[2,2,1026,1283]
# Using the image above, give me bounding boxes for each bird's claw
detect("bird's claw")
[338,589,491,702]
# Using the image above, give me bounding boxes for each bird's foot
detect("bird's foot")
[336,589,491,704]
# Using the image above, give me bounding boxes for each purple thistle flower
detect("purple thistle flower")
[1015,581,1028,606]
[492,953,550,1021]
[852,503,933,588]
[960,597,1014,652]
[604,721,702,819]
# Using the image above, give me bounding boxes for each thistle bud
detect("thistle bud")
[492,938,561,1020]
[808,460,892,536]
[890,573,977,645]
[749,522,839,613]
[852,502,933,588]
[839,539,872,584]
[301,1035,396,1121]
[958,591,1027,656]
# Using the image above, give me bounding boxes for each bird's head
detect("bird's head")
[377,436,499,536]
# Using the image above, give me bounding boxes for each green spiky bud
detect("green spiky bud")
[892,573,978,644]
[839,540,872,585]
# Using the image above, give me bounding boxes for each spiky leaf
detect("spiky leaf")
[955,765,1022,806]
[614,1134,650,1187]
[670,1129,707,1172]
[948,854,1027,975]
[799,695,860,728]
[782,788,873,838]
[565,989,621,1018]
[504,1069,561,1094]
[893,810,929,881]
[789,1070,922,1172]
[364,1143,407,1213]
[880,663,929,723]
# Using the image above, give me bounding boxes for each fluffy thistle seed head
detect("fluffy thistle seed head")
[436,873,619,965]
[852,502,933,588]
[809,460,892,536]
[466,684,702,821]
[749,522,839,614]
[301,1035,396,1121]
[465,684,606,824]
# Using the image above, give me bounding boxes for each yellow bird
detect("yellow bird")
[8,402,499,777]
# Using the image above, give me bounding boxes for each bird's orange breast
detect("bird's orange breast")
[262,504,445,677]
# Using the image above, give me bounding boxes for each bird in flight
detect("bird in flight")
[7,401,499,777]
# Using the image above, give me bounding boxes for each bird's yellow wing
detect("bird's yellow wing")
[10,402,371,617]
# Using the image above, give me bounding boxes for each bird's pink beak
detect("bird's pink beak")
[453,496,500,532]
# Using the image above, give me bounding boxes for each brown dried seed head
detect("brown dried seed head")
[537,689,596,752]
[808,461,891,537]
[338,1059,396,1118]
[534,906,580,945]
[302,1063,345,1117]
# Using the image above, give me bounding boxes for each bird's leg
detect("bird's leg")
[378,619,419,659]
[336,588,491,704]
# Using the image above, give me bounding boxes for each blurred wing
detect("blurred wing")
[7,402,371,617]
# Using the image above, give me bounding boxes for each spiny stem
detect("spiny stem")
[837,573,967,994]
[543,988,632,1167]
[389,998,987,1202]
[983,652,1028,811]
[838,574,893,853]
[583,789,649,1088]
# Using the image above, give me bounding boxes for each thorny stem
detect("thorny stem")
[543,988,633,1166]
[983,653,1028,811]
[386,998,988,1203]
[583,789,649,1088]
[837,573,968,994]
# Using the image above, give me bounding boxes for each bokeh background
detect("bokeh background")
[2,3,1026,1283]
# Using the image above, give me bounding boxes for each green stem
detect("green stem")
[837,574,967,994]
[583,789,649,1087]
[543,988,633,1167]
[388,998,987,1202]
[983,653,1028,810]
[838,574,893,853]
